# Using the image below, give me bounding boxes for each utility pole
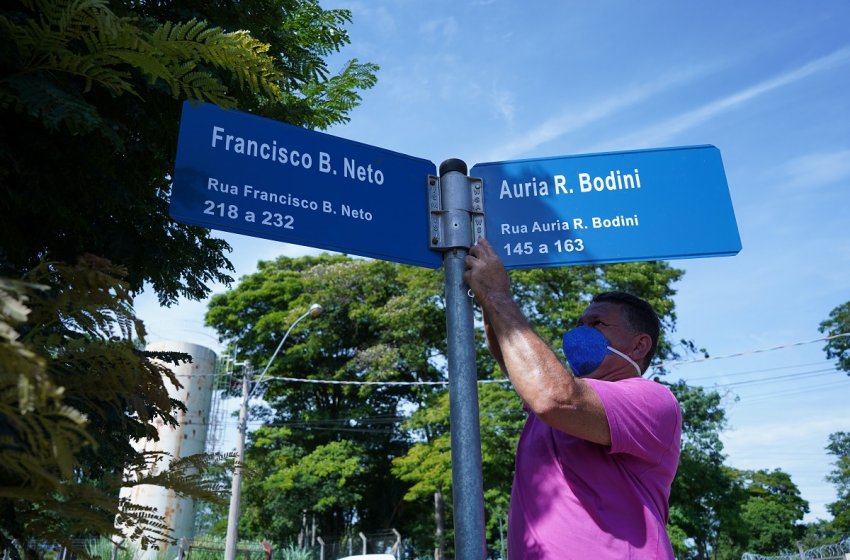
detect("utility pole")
[223,304,322,560]
[223,369,249,560]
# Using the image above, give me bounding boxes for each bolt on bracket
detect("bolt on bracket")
[428,174,486,251]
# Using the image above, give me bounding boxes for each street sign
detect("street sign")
[470,145,741,269]
[170,102,440,268]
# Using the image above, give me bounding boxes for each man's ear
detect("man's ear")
[631,333,653,365]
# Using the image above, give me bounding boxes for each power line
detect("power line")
[655,332,849,370]
[733,380,848,406]
[676,360,828,381]
[161,333,849,388]
[712,368,837,388]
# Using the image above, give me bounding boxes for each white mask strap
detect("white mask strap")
[607,346,643,377]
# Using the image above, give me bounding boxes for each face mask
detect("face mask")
[562,325,642,377]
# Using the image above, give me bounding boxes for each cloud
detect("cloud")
[333,1,396,34]
[607,46,850,150]
[773,149,850,192]
[491,89,516,125]
[479,65,714,162]
[722,416,847,449]
[419,17,459,41]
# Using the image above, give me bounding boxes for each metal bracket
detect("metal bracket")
[428,175,486,250]
[469,178,486,247]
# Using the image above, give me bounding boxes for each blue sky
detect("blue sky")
[135,1,850,522]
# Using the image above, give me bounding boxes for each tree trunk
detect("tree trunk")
[435,489,446,560]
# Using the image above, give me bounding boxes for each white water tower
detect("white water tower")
[120,341,217,559]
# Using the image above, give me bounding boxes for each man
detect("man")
[463,239,682,559]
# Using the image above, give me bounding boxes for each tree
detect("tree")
[664,407,810,560]
[739,469,809,554]
[666,381,748,560]
[0,0,378,304]
[817,303,850,536]
[392,391,454,558]
[117,0,379,132]
[241,427,368,542]
[391,382,524,557]
[205,256,448,543]
[1,0,376,555]
[825,431,850,535]
[798,518,842,550]
[0,258,223,557]
[819,301,850,375]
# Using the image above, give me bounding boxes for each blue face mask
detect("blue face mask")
[562,325,642,377]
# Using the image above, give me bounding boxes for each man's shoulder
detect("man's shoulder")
[589,375,676,396]
[586,376,681,417]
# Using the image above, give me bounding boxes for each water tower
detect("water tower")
[120,341,217,559]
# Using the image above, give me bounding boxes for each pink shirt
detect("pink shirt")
[508,377,681,559]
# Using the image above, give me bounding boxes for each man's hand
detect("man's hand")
[465,239,511,371]
[463,239,511,305]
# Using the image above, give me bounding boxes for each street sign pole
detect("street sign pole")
[432,159,487,559]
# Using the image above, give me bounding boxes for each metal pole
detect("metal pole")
[249,303,322,400]
[223,372,249,560]
[391,529,401,560]
[439,159,487,559]
[223,304,321,560]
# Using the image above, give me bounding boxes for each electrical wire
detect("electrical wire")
[167,332,850,384]
[712,367,837,388]
[654,332,849,370]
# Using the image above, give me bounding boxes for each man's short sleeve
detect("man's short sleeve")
[585,378,681,465]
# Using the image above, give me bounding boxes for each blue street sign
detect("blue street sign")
[470,145,741,269]
[170,102,440,268]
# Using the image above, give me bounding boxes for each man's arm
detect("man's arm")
[482,310,507,372]
[465,240,612,446]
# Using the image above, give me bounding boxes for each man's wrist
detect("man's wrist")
[483,291,513,306]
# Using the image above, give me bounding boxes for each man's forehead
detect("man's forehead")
[581,301,625,320]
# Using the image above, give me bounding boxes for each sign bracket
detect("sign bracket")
[428,167,485,251]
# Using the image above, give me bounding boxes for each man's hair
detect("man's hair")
[592,291,661,370]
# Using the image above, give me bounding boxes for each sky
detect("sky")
[135,1,850,523]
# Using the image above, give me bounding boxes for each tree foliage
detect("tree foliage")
[666,385,813,560]
[0,0,377,305]
[1,0,376,555]
[206,256,447,545]
[739,469,809,555]
[120,0,378,131]
[666,381,747,559]
[241,427,367,540]
[825,431,850,534]
[391,382,525,554]
[0,258,224,557]
[819,301,850,375]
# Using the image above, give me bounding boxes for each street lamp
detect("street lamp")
[223,303,322,560]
